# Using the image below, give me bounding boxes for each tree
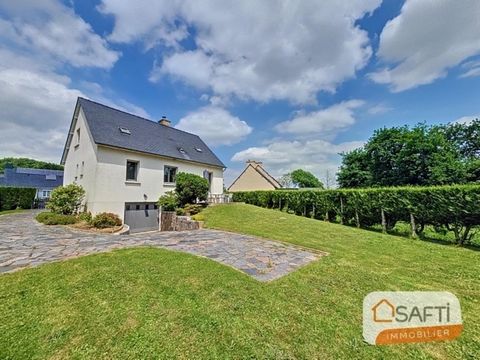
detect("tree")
[337,123,469,188]
[0,157,63,173]
[337,149,372,188]
[290,169,323,188]
[175,172,209,206]
[47,184,85,215]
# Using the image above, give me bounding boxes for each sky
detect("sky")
[0,0,479,187]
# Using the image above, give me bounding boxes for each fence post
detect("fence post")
[381,209,387,233]
[410,213,417,238]
[340,196,344,225]
[355,209,360,228]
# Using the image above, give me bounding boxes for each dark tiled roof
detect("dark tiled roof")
[0,168,63,189]
[77,98,225,168]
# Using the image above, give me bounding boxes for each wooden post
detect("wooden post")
[340,197,344,225]
[381,209,387,233]
[355,209,360,228]
[410,213,417,238]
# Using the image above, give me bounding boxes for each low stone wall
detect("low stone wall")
[175,216,201,231]
[159,212,201,232]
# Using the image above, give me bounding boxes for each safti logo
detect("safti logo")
[363,292,463,345]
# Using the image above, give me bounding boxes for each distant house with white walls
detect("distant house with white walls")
[228,160,282,192]
[61,97,225,232]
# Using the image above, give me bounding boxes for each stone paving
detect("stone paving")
[0,211,324,281]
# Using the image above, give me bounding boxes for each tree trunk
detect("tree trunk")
[303,205,307,217]
[325,211,329,222]
[312,204,315,219]
[381,209,387,233]
[279,198,282,210]
[355,210,360,228]
[410,213,417,239]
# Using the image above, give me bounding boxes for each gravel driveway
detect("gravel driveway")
[0,211,323,281]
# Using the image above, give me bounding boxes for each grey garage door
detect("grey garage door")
[124,202,159,233]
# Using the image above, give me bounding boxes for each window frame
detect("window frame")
[164,165,177,184]
[126,160,139,182]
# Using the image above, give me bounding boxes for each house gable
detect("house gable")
[228,163,281,192]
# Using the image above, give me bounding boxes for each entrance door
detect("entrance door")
[124,202,159,233]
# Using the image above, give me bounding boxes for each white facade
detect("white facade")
[63,109,224,221]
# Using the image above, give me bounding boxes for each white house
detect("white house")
[61,97,225,232]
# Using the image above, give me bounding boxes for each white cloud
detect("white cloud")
[275,100,364,137]
[0,68,84,162]
[369,0,480,92]
[231,139,364,183]
[100,0,381,104]
[460,60,480,78]
[0,0,119,69]
[454,115,480,125]
[175,106,252,146]
[368,103,392,115]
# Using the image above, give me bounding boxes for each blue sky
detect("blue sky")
[1,0,479,186]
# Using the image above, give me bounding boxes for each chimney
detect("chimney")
[246,160,262,167]
[159,115,171,126]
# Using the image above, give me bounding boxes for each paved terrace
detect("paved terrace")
[0,211,324,281]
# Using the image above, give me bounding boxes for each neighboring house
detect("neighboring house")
[228,160,282,192]
[0,167,64,200]
[61,97,225,233]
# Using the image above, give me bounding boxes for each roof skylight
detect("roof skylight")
[195,147,203,152]
[119,127,131,135]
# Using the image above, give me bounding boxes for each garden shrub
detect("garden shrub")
[91,212,122,229]
[0,187,36,211]
[233,184,480,245]
[47,184,85,215]
[175,172,209,206]
[158,191,179,211]
[78,211,92,224]
[36,212,78,225]
[183,204,204,215]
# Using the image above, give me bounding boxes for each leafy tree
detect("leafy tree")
[0,157,63,173]
[175,172,209,206]
[338,123,469,188]
[337,149,372,188]
[47,184,85,215]
[290,169,323,188]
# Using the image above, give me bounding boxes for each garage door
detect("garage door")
[124,202,159,233]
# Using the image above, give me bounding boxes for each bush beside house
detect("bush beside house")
[47,184,85,215]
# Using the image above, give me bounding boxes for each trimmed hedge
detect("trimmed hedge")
[36,212,78,225]
[232,185,480,245]
[91,212,122,229]
[0,187,36,211]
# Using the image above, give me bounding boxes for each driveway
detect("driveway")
[0,211,323,281]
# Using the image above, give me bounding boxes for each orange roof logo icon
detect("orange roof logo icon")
[371,299,395,323]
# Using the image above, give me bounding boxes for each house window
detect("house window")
[41,190,51,198]
[76,128,80,147]
[126,160,139,181]
[164,166,177,183]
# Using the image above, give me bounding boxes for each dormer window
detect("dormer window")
[119,127,131,135]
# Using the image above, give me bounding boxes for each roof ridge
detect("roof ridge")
[78,97,203,139]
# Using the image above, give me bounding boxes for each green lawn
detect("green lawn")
[1,204,479,359]
[0,209,27,216]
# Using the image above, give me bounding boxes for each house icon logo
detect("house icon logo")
[371,299,395,323]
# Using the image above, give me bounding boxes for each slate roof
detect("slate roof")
[0,167,64,189]
[66,98,225,168]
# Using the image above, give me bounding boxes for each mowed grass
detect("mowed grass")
[0,204,479,359]
[0,209,27,216]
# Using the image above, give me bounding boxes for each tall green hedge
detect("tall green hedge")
[0,187,36,211]
[232,185,480,245]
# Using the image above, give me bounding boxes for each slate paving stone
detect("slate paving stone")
[0,211,326,281]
